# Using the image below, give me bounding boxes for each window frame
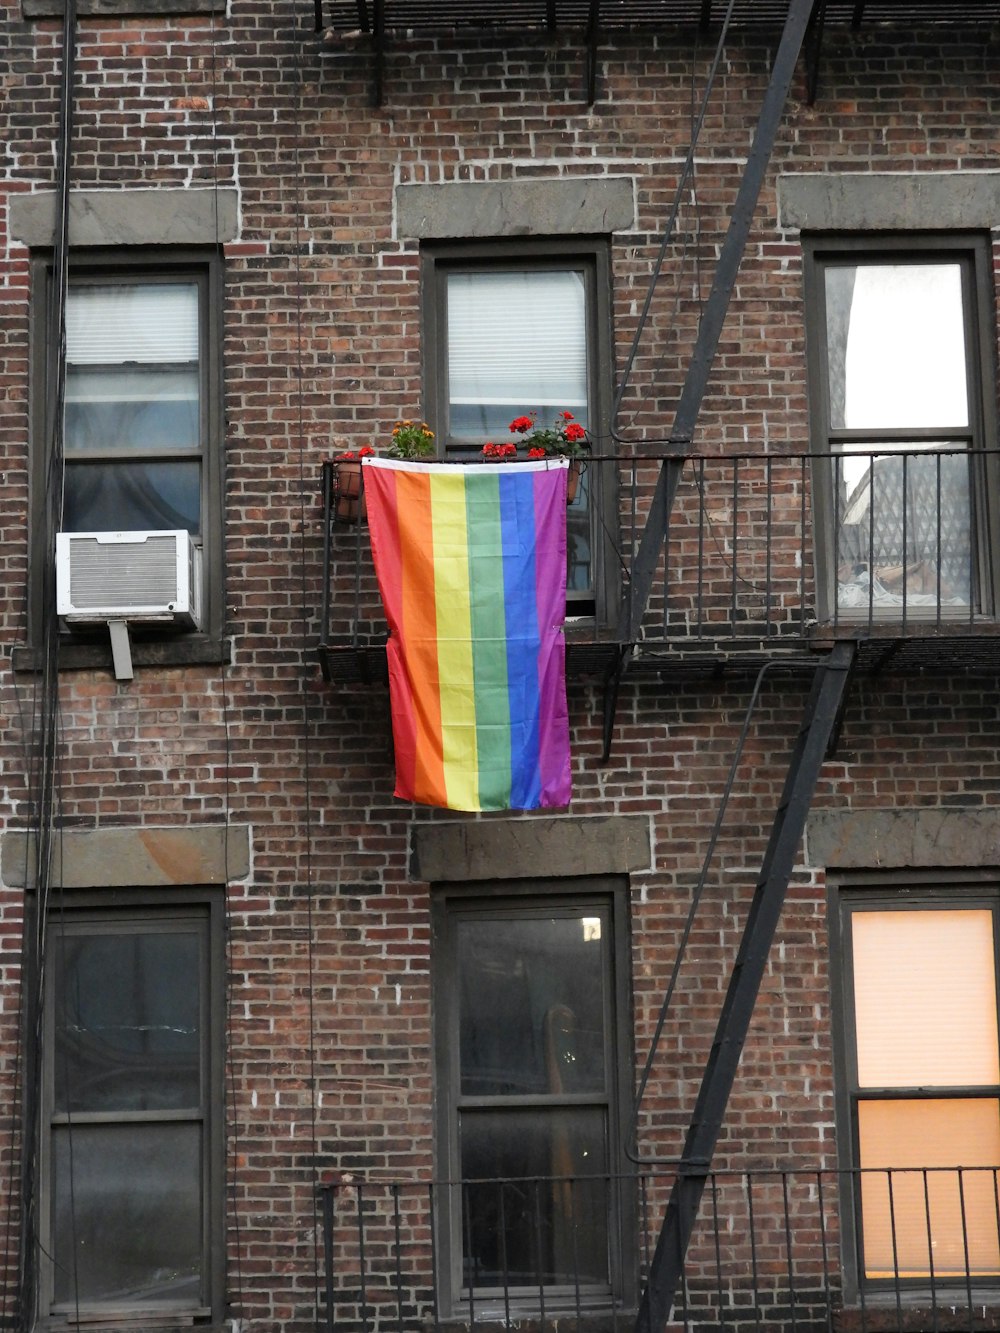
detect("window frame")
[431,876,635,1318]
[829,872,1000,1302]
[33,886,226,1326]
[421,238,619,627]
[27,247,226,665]
[803,232,1000,624]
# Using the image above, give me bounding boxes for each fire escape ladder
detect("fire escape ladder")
[618,0,817,645]
[633,639,856,1333]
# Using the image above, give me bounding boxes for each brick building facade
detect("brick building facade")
[2,3,1000,1331]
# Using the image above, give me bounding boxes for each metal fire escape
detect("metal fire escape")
[314,4,1000,1326]
[591,7,860,1327]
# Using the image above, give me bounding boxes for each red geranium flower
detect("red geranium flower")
[482,441,518,460]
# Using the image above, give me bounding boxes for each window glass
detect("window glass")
[66,283,200,452]
[437,890,628,1311]
[45,909,217,1316]
[63,460,201,534]
[810,248,987,621]
[841,899,1000,1286]
[52,1123,202,1306]
[33,260,221,649]
[857,1098,1000,1278]
[824,264,968,431]
[426,245,616,619]
[457,914,607,1096]
[54,930,202,1113]
[853,908,999,1087]
[446,270,588,439]
[460,1108,610,1287]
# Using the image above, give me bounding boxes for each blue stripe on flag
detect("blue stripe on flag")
[499,469,542,810]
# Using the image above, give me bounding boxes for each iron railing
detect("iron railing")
[320,449,999,676]
[318,1165,1000,1333]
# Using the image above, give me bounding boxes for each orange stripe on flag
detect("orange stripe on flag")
[396,468,447,805]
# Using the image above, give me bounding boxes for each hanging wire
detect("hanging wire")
[15,0,78,1321]
[207,5,247,1313]
[289,4,324,1314]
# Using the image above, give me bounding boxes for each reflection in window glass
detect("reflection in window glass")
[64,460,201,534]
[54,931,202,1114]
[824,264,968,432]
[450,905,616,1301]
[460,1108,609,1288]
[457,914,607,1097]
[824,262,975,617]
[53,1124,202,1306]
[47,914,211,1313]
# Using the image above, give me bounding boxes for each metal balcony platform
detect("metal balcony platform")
[322,1,1000,36]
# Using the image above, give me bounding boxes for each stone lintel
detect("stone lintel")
[396,177,636,240]
[778,171,1000,233]
[3,824,251,889]
[805,808,1000,870]
[411,815,652,883]
[10,188,240,248]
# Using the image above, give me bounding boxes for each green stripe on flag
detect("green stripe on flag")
[465,471,512,809]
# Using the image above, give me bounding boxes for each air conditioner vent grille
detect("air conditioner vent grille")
[68,534,184,609]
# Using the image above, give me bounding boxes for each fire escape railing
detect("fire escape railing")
[319,448,998,682]
[318,1165,1000,1333]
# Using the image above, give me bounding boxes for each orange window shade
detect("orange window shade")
[853,909,1000,1088]
[857,1098,1000,1278]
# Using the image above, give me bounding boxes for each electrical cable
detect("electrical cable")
[289,7,324,1315]
[17,0,77,1321]
[208,9,248,1315]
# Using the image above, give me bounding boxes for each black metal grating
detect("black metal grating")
[318,632,1000,687]
[324,1,1000,35]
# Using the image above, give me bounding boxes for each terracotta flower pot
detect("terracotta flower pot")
[333,460,367,524]
[566,457,583,505]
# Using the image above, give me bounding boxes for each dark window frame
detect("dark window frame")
[431,875,635,1318]
[421,238,620,628]
[32,885,226,1326]
[24,247,226,669]
[803,232,1000,624]
[829,870,1000,1303]
[22,0,224,19]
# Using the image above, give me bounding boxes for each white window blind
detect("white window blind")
[447,270,588,408]
[853,908,1000,1087]
[67,283,199,366]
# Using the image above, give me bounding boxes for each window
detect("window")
[30,251,224,654]
[38,894,224,1322]
[834,888,1000,1291]
[805,236,1000,623]
[432,880,633,1315]
[422,241,618,624]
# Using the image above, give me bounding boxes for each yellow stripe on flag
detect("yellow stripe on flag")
[429,470,478,810]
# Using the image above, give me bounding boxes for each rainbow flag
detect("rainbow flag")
[363,457,572,812]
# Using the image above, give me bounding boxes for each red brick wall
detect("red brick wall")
[1,9,999,1327]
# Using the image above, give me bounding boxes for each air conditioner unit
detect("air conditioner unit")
[55,530,202,629]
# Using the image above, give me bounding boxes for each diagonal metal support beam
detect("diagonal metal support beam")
[618,0,817,643]
[634,640,856,1333]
